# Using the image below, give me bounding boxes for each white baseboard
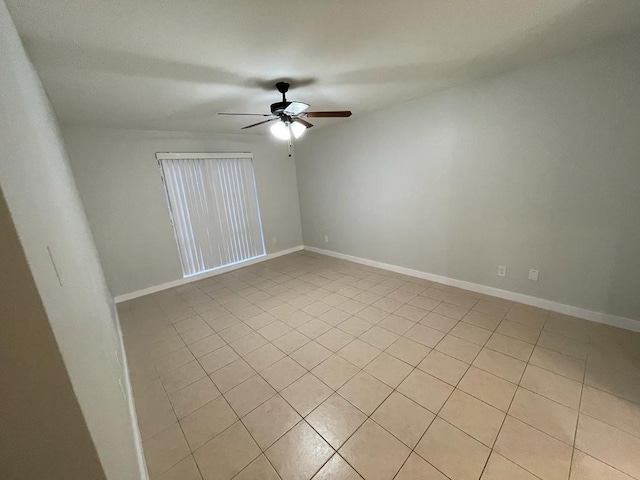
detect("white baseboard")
[304,246,640,333]
[114,245,304,303]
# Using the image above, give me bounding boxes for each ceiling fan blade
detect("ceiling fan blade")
[218,112,273,116]
[293,118,314,129]
[305,111,352,118]
[283,101,309,116]
[241,118,279,129]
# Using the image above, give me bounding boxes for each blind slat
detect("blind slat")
[159,156,266,277]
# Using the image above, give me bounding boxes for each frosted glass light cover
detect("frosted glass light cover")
[270,121,291,140]
[290,121,306,138]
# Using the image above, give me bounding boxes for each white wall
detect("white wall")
[0,2,146,479]
[63,127,303,297]
[296,32,640,323]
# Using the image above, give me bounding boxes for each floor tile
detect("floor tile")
[450,321,492,346]
[373,297,404,314]
[303,301,333,317]
[496,319,540,344]
[505,305,547,329]
[494,416,572,480]
[290,341,332,369]
[218,323,253,343]
[472,348,526,384]
[340,419,411,480]
[229,331,268,356]
[338,299,368,315]
[360,326,400,350]
[194,421,261,480]
[418,350,468,386]
[462,310,502,331]
[312,454,362,480]
[420,312,459,333]
[372,391,435,448]
[378,314,416,335]
[169,377,221,419]
[570,450,634,480]
[155,347,196,376]
[397,369,453,413]
[180,396,237,450]
[409,295,442,311]
[265,421,334,480]
[312,354,360,390]
[242,395,302,449]
[395,304,428,322]
[144,423,191,478]
[435,334,481,363]
[188,334,226,358]
[233,454,280,480]
[529,346,586,382]
[261,356,307,391]
[160,360,206,393]
[224,375,276,417]
[199,345,240,374]
[181,324,215,345]
[395,452,448,479]
[243,343,286,372]
[472,299,510,318]
[298,318,333,339]
[404,324,445,348]
[318,306,351,324]
[257,320,293,341]
[281,372,333,416]
[245,312,278,330]
[485,333,534,361]
[580,385,640,438]
[432,303,469,320]
[306,393,367,449]
[209,358,256,393]
[415,417,490,480]
[537,331,589,360]
[520,364,582,409]
[338,316,374,336]
[481,452,538,480]
[316,328,355,352]
[134,379,177,440]
[439,389,505,446]
[338,371,393,415]
[575,414,640,479]
[337,339,382,368]
[281,310,314,329]
[157,455,202,480]
[364,352,413,388]
[508,388,578,445]
[356,305,390,324]
[457,367,516,412]
[272,330,311,354]
[386,337,431,366]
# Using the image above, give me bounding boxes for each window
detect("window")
[157,152,266,277]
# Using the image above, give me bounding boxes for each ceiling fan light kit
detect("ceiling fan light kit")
[219,81,352,143]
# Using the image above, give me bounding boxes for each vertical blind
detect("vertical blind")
[157,153,266,277]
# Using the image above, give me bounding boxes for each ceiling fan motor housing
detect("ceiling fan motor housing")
[270,101,292,115]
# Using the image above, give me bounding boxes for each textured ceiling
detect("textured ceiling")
[7,0,640,134]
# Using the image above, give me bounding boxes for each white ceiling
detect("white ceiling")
[7,0,640,134]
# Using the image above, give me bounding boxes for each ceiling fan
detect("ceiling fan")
[218,82,352,141]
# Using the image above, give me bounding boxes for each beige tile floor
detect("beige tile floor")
[119,251,640,480]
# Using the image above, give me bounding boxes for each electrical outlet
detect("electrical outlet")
[528,269,539,282]
[497,265,507,277]
[324,235,329,243]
